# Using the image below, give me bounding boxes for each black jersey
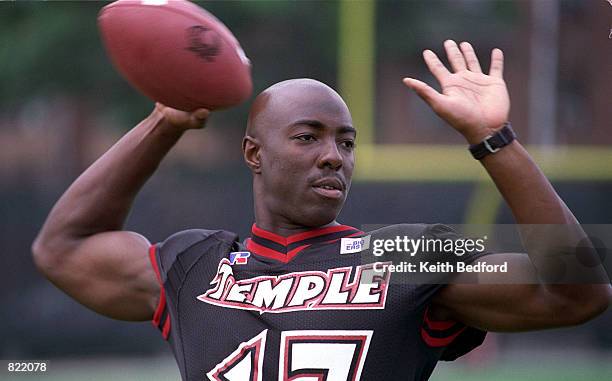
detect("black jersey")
[149,223,487,381]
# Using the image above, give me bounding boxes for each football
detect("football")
[98,0,252,111]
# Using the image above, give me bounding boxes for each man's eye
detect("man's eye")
[295,135,315,142]
[341,140,355,149]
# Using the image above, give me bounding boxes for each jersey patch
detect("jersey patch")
[229,251,251,265]
[198,259,391,314]
[340,235,371,254]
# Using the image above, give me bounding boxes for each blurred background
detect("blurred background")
[1,0,610,380]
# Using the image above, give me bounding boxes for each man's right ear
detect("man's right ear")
[242,135,262,174]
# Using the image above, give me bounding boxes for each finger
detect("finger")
[189,109,210,128]
[402,77,445,108]
[443,40,467,72]
[422,50,451,83]
[489,48,504,78]
[459,41,482,73]
[193,108,210,120]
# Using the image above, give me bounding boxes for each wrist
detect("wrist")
[462,126,501,145]
[468,122,516,160]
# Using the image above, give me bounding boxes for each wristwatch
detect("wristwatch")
[469,122,516,160]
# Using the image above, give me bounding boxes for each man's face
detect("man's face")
[253,84,355,228]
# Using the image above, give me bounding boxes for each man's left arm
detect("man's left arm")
[403,40,611,332]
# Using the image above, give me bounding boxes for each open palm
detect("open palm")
[403,40,510,144]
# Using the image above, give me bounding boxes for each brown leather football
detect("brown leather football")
[98,0,252,111]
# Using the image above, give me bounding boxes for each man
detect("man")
[33,41,609,380]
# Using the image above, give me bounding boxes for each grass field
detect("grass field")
[3,350,611,381]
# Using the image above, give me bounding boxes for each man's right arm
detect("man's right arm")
[32,104,209,321]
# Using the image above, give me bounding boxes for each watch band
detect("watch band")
[469,122,516,160]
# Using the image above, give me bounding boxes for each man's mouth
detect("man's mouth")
[312,178,344,199]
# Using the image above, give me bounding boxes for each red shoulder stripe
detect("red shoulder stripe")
[161,315,171,340]
[149,245,162,283]
[149,245,169,339]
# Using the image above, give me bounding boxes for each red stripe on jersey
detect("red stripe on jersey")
[286,225,357,244]
[149,244,169,339]
[251,223,358,246]
[251,224,287,245]
[247,239,310,263]
[248,224,360,263]
[424,306,458,331]
[421,326,467,347]
[149,245,162,283]
[246,239,288,261]
[152,290,166,328]
[285,244,311,262]
[162,314,171,340]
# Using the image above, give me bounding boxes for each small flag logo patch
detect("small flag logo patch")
[229,251,251,265]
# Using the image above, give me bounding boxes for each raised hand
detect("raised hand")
[403,40,510,144]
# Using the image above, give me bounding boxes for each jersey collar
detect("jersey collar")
[246,223,362,263]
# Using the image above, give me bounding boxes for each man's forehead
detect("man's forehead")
[264,80,352,126]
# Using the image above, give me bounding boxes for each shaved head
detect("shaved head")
[242,78,356,231]
[246,78,351,139]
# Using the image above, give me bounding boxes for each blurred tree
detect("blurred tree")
[0,1,151,122]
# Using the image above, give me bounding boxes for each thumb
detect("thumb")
[193,108,210,120]
[188,108,210,129]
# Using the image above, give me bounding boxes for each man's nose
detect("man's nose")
[317,140,343,170]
